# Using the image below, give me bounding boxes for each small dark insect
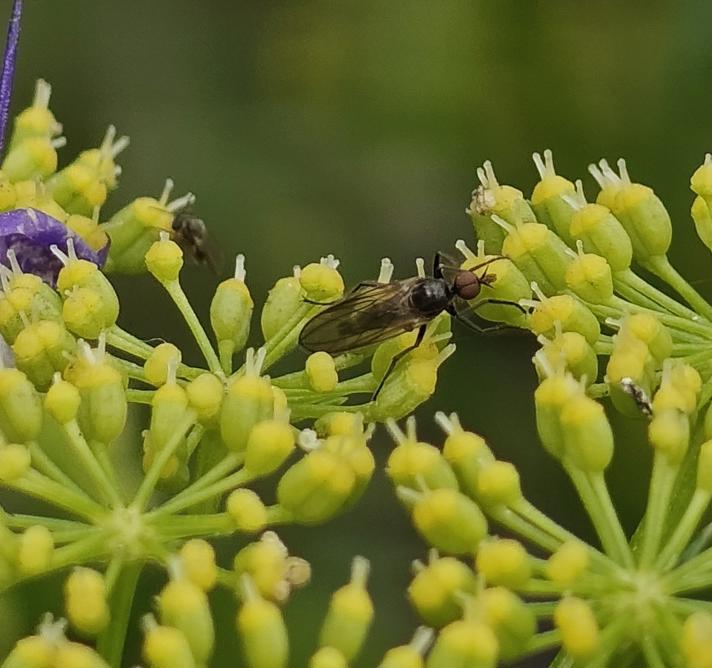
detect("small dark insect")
[619,377,653,419]
[171,206,224,273]
[299,252,525,397]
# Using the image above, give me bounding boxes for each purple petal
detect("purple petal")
[0,0,21,157]
[0,207,108,285]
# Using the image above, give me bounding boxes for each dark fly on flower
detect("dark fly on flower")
[170,204,224,273]
[299,252,526,396]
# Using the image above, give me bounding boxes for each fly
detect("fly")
[170,205,224,273]
[299,252,525,396]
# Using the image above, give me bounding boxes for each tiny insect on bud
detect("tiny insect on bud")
[408,555,478,627]
[178,539,218,592]
[530,149,577,245]
[546,541,590,586]
[476,538,531,588]
[554,597,600,661]
[425,618,498,668]
[479,587,536,661]
[145,233,184,283]
[606,335,656,418]
[17,525,54,576]
[0,368,43,443]
[227,489,268,533]
[64,567,110,636]
[0,443,30,481]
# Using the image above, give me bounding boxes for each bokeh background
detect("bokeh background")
[2,1,712,666]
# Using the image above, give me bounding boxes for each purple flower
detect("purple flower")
[0,208,108,285]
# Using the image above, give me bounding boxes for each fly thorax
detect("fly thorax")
[409,279,450,316]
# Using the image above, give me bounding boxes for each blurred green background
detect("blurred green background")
[3,1,712,666]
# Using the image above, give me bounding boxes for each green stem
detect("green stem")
[218,339,235,375]
[615,268,702,320]
[638,453,678,569]
[639,636,666,668]
[527,601,558,617]
[162,279,223,375]
[487,507,561,553]
[260,303,318,372]
[5,513,91,531]
[588,472,635,568]
[97,560,142,668]
[522,629,561,656]
[26,441,85,497]
[126,389,155,404]
[152,513,233,538]
[656,488,711,570]
[106,326,155,360]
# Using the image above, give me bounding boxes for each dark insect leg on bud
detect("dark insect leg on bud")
[371,324,427,400]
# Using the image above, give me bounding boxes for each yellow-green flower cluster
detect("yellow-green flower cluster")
[374,150,712,667]
[0,83,455,667]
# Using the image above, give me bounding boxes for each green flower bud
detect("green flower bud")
[322,432,375,509]
[145,233,184,283]
[560,394,614,472]
[12,320,75,390]
[476,460,522,507]
[0,368,43,442]
[143,621,196,668]
[534,372,582,459]
[227,489,268,533]
[501,221,572,295]
[0,272,62,344]
[261,272,305,340]
[467,160,536,253]
[244,419,296,476]
[277,448,356,524]
[300,257,344,301]
[1,634,55,668]
[314,411,365,437]
[0,443,31,481]
[47,125,128,216]
[68,341,127,444]
[371,323,445,384]
[378,628,433,668]
[62,287,117,340]
[144,343,182,387]
[210,254,253,359]
[536,331,597,386]
[546,541,590,586]
[178,539,217,592]
[649,408,689,464]
[620,313,672,363]
[682,611,712,668]
[185,372,224,424]
[233,533,291,601]
[565,246,614,304]
[426,619,498,668]
[606,334,656,418]
[149,379,191,452]
[691,195,712,253]
[698,441,712,493]
[479,587,536,661]
[54,643,110,668]
[66,212,110,255]
[530,149,577,245]
[528,291,600,346]
[9,79,62,147]
[554,597,600,661]
[17,525,54,576]
[476,539,531,588]
[569,201,632,273]
[220,351,275,452]
[158,579,214,665]
[408,555,477,627]
[319,557,374,662]
[236,582,289,668]
[2,136,58,182]
[309,647,348,668]
[64,567,110,636]
[306,351,338,392]
[411,488,488,555]
[652,360,701,416]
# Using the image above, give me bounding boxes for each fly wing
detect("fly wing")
[299,278,427,354]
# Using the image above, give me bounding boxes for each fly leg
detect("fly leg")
[453,298,528,334]
[371,324,426,400]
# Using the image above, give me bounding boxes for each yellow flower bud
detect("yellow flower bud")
[536,331,597,386]
[227,489,268,533]
[479,587,536,661]
[314,411,364,437]
[9,79,62,146]
[300,261,344,301]
[44,377,81,424]
[322,433,375,509]
[149,381,190,453]
[691,195,712,253]
[546,541,590,586]
[143,623,196,668]
[426,619,498,668]
[2,634,55,668]
[569,202,633,272]
[606,334,656,418]
[233,534,289,601]
[408,556,477,627]
[17,525,54,576]
[534,373,581,459]
[261,274,304,340]
[528,293,600,346]
[185,373,224,424]
[476,461,522,507]
[145,234,184,283]
[649,409,689,464]
[560,394,614,472]
[244,419,296,476]
[2,136,58,182]
[0,368,43,443]
[178,539,217,592]
[0,275,62,345]
[158,579,214,665]
[210,256,254,359]
[144,343,182,387]
[66,213,109,254]
[554,597,600,661]
[12,320,75,390]
[309,647,348,668]
[698,441,712,493]
[412,488,488,555]
[64,567,109,636]
[387,438,459,495]
[379,629,432,668]
[306,351,338,392]
[319,557,374,662]
[476,539,531,588]
[53,642,110,668]
[0,443,30,481]
[682,610,712,668]
[440,424,495,499]
[220,372,275,452]
[62,286,118,339]
[530,149,577,244]
[565,250,614,304]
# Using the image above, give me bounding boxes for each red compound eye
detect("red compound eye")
[454,271,481,300]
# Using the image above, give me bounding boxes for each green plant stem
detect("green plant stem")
[522,629,561,655]
[260,303,318,372]
[26,441,85,496]
[106,326,154,360]
[4,513,91,531]
[656,488,711,570]
[615,268,702,321]
[126,389,155,404]
[638,453,678,568]
[153,512,233,538]
[644,254,712,322]
[162,279,223,375]
[527,601,558,617]
[218,339,234,375]
[97,560,142,668]
[488,507,561,553]
[639,636,666,668]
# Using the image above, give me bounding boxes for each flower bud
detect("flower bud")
[66,213,110,254]
[0,275,62,344]
[300,260,344,301]
[502,222,572,295]
[143,622,196,668]
[606,335,656,418]
[17,525,54,576]
[12,320,75,390]
[534,373,581,459]
[370,328,441,384]
[185,372,223,424]
[210,255,253,358]
[569,202,633,272]
[144,343,181,387]
[2,137,58,182]
[691,195,712,253]
[306,351,338,392]
[412,488,488,555]
[314,411,364,437]
[220,372,275,452]
[528,293,600,346]
[322,433,375,508]
[426,619,498,668]
[227,489,268,533]
[546,541,590,586]
[149,381,190,452]
[0,368,43,442]
[1,634,55,668]
[309,647,348,668]
[53,643,110,668]
[476,538,531,588]
[277,449,356,524]
[560,394,614,472]
[9,79,62,147]
[244,419,296,476]
[261,273,305,340]
[0,443,30,481]
[233,534,290,601]
[64,567,109,636]
[698,441,712,493]
[178,539,217,592]
[62,287,117,340]
[408,556,477,627]
[530,149,577,244]
[236,578,289,668]
[554,597,600,661]
[682,610,712,668]
[652,360,701,416]
[565,250,614,304]
[319,557,374,662]
[649,409,689,464]
[621,313,672,363]
[440,423,495,499]
[158,579,214,665]
[479,587,536,661]
[536,331,597,386]
[379,629,433,668]
[145,234,184,283]
[475,461,522,507]
[386,437,459,495]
